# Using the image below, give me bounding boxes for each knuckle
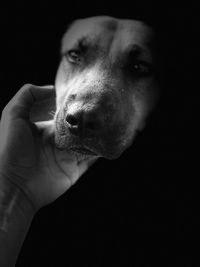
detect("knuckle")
[21,83,34,92]
[22,83,34,88]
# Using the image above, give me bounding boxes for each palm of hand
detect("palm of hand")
[0,117,93,209]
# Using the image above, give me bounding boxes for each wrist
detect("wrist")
[0,174,36,266]
[0,174,35,232]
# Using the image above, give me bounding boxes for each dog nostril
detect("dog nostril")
[65,110,101,137]
[65,114,78,126]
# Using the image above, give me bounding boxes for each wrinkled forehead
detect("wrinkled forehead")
[61,16,155,57]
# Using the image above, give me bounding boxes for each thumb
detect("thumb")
[2,84,55,120]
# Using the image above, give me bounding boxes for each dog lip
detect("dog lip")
[70,146,98,156]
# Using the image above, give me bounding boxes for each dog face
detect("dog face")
[54,16,159,160]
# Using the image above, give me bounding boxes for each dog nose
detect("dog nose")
[65,109,101,137]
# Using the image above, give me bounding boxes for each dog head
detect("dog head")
[54,16,159,160]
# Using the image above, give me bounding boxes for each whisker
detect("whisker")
[49,110,56,118]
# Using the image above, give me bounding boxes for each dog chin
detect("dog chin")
[54,121,129,160]
[54,135,120,161]
[69,150,99,162]
[54,139,100,161]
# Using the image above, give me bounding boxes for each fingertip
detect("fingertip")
[4,84,56,120]
[41,85,55,89]
[30,84,56,101]
[30,84,55,92]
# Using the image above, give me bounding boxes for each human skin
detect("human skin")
[0,84,94,266]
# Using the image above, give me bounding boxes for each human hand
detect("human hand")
[0,84,96,212]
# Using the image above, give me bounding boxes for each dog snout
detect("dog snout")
[65,104,103,138]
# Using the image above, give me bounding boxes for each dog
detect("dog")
[32,16,159,161]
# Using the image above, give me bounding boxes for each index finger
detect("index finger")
[2,84,55,120]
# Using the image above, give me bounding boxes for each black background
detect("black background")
[0,2,199,266]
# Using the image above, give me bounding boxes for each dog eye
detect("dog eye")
[132,62,152,77]
[66,50,82,64]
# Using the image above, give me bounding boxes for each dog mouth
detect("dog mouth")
[69,146,99,156]
[54,110,130,160]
